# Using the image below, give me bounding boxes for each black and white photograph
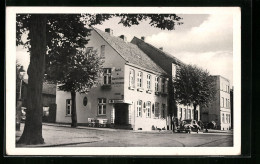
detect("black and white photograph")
[6,7,241,156]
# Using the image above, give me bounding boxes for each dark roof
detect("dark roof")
[23,79,56,95]
[93,28,166,74]
[131,37,184,75]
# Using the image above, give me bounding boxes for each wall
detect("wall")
[56,29,126,124]
[124,64,168,131]
[219,76,231,130]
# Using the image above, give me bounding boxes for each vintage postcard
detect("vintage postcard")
[6,7,241,156]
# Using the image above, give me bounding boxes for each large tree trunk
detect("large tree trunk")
[71,91,77,127]
[17,15,47,145]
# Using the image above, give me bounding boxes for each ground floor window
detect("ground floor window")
[137,100,142,117]
[162,104,166,119]
[178,108,182,119]
[146,101,151,118]
[66,99,72,115]
[155,102,159,118]
[98,98,106,115]
[187,109,191,119]
[222,113,225,123]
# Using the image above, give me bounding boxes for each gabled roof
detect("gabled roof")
[93,28,166,74]
[131,36,184,75]
[23,79,56,95]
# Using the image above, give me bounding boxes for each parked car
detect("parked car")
[176,119,201,133]
[206,121,217,129]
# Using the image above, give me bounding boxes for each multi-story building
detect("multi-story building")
[131,37,200,123]
[56,28,170,131]
[200,75,231,130]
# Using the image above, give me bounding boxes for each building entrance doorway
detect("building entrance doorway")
[114,103,129,126]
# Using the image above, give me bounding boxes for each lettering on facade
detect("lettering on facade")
[112,77,124,80]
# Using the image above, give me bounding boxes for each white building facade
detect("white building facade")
[56,28,169,131]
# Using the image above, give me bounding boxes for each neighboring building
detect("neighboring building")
[21,79,57,122]
[131,37,200,123]
[56,28,169,131]
[200,75,231,130]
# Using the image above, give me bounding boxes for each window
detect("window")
[155,102,159,118]
[178,108,182,119]
[98,98,106,115]
[187,109,191,119]
[66,99,72,115]
[155,77,159,92]
[86,47,93,53]
[229,114,231,123]
[129,69,135,88]
[226,114,229,123]
[101,45,105,58]
[137,100,142,117]
[226,98,228,108]
[227,85,229,93]
[161,78,165,93]
[147,74,151,90]
[162,104,166,119]
[146,101,151,118]
[222,113,225,123]
[221,97,224,107]
[183,108,186,119]
[103,68,112,85]
[172,64,176,78]
[137,72,143,88]
[165,80,168,93]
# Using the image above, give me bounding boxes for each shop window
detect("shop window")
[98,98,106,115]
[137,100,142,117]
[187,109,191,119]
[222,113,225,123]
[103,68,112,85]
[66,99,72,116]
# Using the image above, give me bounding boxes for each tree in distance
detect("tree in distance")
[173,64,215,121]
[16,14,183,145]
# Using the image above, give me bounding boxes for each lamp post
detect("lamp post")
[16,66,25,131]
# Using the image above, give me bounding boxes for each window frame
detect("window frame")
[154,102,159,118]
[129,69,135,88]
[103,68,112,85]
[147,74,151,90]
[155,76,159,92]
[66,99,72,116]
[98,98,107,115]
[137,71,143,88]
[146,101,151,118]
[137,100,142,117]
[101,45,105,58]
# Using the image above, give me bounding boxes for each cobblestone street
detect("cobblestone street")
[16,123,233,147]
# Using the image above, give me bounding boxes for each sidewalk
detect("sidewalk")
[16,123,103,147]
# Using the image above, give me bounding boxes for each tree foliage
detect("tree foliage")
[16,13,183,144]
[173,64,215,120]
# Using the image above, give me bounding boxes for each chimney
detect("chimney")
[159,47,163,51]
[105,28,113,35]
[119,35,127,42]
[141,36,145,41]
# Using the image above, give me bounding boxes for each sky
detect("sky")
[16,14,233,85]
